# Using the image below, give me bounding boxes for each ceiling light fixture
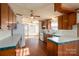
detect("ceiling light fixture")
[30,16,34,19]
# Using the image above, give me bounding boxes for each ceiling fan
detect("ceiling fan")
[30,10,40,19]
[16,10,40,19]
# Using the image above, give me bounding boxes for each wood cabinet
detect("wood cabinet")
[58,41,78,56]
[43,34,47,43]
[8,6,14,29]
[68,13,76,27]
[8,6,13,25]
[47,40,78,56]
[58,15,69,29]
[41,20,51,29]
[58,16,63,29]
[0,4,1,29]
[1,3,9,29]
[41,20,48,43]
[41,20,48,29]
[12,12,16,28]
[0,3,16,29]
[41,20,51,43]
[58,13,76,30]
[55,3,76,30]
[62,14,69,29]
[0,49,16,56]
[41,21,45,29]
[47,40,58,56]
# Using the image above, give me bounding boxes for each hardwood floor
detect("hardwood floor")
[25,38,47,56]
[0,35,79,56]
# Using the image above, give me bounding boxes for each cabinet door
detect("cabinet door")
[9,7,13,24]
[69,13,76,27]
[58,16,63,29]
[62,15,69,29]
[8,6,13,29]
[1,3,9,29]
[47,40,58,56]
[0,4,1,29]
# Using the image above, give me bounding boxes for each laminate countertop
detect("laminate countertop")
[0,34,21,50]
[47,30,78,45]
[48,37,79,44]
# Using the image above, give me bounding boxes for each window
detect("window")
[51,17,58,30]
[24,21,39,36]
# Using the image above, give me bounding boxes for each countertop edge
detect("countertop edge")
[48,39,78,45]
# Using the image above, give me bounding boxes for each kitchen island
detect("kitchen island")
[0,29,21,56]
[0,33,21,56]
[47,30,78,56]
[47,36,78,56]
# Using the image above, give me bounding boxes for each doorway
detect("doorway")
[24,21,40,39]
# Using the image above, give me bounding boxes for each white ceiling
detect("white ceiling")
[9,3,55,20]
[9,3,79,20]
[12,3,50,10]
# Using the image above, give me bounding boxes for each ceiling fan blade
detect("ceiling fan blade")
[30,10,34,16]
[30,10,40,18]
[34,15,40,17]
[30,13,33,16]
[16,13,22,16]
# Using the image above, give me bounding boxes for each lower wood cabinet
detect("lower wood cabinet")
[0,49,16,56]
[47,40,58,56]
[47,40,79,56]
[58,41,78,56]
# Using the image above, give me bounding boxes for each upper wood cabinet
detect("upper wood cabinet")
[12,11,16,29]
[8,6,13,25]
[0,4,1,29]
[69,13,76,25]
[58,12,76,30]
[58,16,63,29]
[41,20,51,29]
[68,13,76,29]
[1,3,9,29]
[62,14,69,29]
[0,3,16,29]
[41,20,47,29]
[41,21,45,29]
[58,15,69,30]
